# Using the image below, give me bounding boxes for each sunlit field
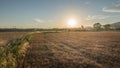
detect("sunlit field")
[0,32,27,46]
[22,32,120,68]
[1,0,120,68]
[0,32,120,68]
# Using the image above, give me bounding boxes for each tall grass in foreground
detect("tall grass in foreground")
[0,33,33,68]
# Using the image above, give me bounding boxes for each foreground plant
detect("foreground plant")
[0,33,33,68]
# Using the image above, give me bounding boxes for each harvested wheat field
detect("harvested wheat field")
[22,32,120,68]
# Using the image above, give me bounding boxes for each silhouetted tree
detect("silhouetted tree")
[103,24,111,31]
[93,23,102,31]
[81,25,84,31]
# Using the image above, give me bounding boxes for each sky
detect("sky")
[0,0,120,28]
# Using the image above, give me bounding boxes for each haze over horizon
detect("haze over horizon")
[0,0,120,28]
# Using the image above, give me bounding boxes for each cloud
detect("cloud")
[103,7,120,12]
[115,4,120,7]
[34,18,44,23]
[103,3,120,13]
[86,15,110,20]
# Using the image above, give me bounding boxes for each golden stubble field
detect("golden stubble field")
[0,32,120,68]
[22,32,120,68]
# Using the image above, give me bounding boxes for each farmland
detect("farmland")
[0,32,120,68]
[0,32,28,46]
[23,32,120,68]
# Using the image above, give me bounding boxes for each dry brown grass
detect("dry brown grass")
[0,32,28,46]
[23,32,120,68]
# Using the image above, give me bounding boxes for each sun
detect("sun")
[67,18,77,27]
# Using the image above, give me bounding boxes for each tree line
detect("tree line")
[93,23,118,31]
[0,22,119,32]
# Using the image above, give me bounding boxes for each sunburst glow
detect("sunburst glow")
[67,18,77,27]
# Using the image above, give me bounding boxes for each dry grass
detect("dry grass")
[0,32,28,46]
[23,32,120,68]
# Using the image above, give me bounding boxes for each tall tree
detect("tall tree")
[93,23,102,31]
[81,25,84,30]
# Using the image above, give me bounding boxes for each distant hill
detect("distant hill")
[111,22,120,29]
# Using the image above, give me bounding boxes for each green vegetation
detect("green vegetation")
[0,33,33,68]
[103,24,111,31]
[93,23,102,31]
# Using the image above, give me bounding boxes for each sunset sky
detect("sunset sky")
[0,0,120,28]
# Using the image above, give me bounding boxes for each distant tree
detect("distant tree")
[103,24,111,31]
[93,23,102,31]
[81,25,84,30]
